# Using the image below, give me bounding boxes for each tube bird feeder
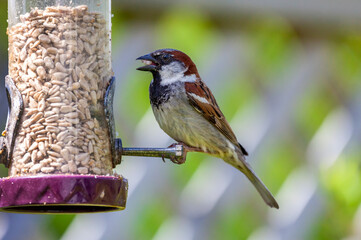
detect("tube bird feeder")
[0,0,187,214]
[1,0,127,213]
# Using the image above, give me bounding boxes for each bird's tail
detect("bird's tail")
[230,151,279,209]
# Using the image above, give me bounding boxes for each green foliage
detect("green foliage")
[332,34,361,96]
[110,10,127,54]
[293,80,337,141]
[131,199,171,239]
[258,137,301,191]
[44,215,75,239]
[171,152,205,188]
[308,207,351,240]
[210,204,261,240]
[321,155,361,211]
[155,7,217,63]
[0,164,7,177]
[0,1,8,57]
[216,75,256,120]
[247,16,297,81]
[308,152,361,239]
[118,72,151,123]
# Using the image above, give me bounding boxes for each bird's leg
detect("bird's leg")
[183,145,204,153]
[167,142,204,164]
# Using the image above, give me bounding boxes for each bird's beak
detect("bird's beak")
[136,53,159,72]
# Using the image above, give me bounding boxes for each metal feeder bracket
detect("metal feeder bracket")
[105,76,187,166]
[0,76,24,168]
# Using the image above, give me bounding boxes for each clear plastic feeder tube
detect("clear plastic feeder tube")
[7,0,113,176]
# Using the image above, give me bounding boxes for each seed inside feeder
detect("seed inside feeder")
[8,5,113,176]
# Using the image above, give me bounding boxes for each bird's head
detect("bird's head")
[136,49,199,85]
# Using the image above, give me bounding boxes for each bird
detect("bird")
[136,48,279,209]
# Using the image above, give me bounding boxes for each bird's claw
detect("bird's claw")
[161,147,185,164]
[169,155,186,165]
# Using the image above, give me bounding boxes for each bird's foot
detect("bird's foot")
[167,142,203,164]
[169,155,186,165]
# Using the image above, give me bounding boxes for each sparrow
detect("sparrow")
[136,49,279,209]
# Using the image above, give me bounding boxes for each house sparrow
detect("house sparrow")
[136,49,279,209]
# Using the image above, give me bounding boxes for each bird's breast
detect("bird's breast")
[151,94,194,143]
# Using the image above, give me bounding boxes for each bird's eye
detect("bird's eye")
[161,54,171,62]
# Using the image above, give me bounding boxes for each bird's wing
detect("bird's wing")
[185,80,247,155]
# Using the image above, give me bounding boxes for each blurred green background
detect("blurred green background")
[0,0,361,240]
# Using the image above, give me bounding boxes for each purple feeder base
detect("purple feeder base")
[0,175,128,214]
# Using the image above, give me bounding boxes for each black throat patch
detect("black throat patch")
[149,72,172,109]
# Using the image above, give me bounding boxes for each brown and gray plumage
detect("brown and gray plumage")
[137,49,279,209]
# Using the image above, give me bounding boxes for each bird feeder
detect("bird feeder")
[0,0,186,214]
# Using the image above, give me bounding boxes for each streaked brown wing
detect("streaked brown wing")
[184,80,239,147]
